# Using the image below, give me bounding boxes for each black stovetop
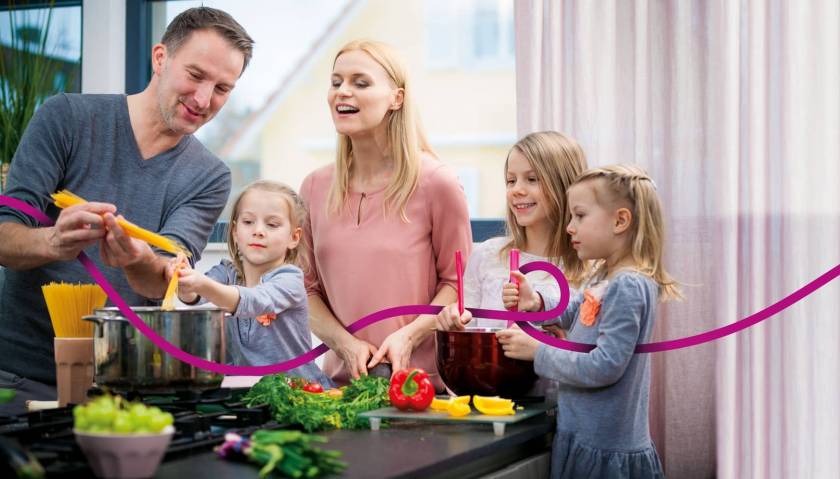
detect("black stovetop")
[0,388,280,478]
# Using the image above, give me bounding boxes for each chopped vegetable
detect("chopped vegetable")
[429,398,450,412]
[473,396,516,416]
[388,368,434,412]
[324,388,343,399]
[447,401,472,417]
[429,395,470,412]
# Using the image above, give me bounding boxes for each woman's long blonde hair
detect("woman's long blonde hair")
[572,165,682,301]
[327,39,434,222]
[227,180,310,283]
[501,131,588,288]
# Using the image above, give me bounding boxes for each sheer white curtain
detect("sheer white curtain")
[514,1,840,477]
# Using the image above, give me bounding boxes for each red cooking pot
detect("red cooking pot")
[435,327,537,397]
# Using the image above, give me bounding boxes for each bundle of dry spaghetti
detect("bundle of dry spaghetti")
[42,282,107,337]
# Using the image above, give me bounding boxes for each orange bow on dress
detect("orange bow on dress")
[579,290,602,327]
[255,313,277,326]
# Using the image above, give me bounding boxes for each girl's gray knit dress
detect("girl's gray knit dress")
[199,260,330,386]
[536,271,665,478]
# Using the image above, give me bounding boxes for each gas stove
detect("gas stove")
[0,388,279,478]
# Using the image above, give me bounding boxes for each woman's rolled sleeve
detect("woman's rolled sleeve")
[427,164,472,293]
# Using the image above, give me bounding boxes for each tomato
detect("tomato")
[302,382,324,393]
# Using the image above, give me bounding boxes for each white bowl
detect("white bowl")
[74,426,174,478]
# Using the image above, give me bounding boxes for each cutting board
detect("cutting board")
[359,401,553,436]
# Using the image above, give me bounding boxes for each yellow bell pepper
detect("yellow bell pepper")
[430,398,451,412]
[473,395,516,416]
[447,401,471,417]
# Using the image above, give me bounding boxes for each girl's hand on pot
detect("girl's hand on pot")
[496,327,540,361]
[436,303,472,331]
[542,324,566,339]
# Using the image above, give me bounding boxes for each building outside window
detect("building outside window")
[148,0,516,220]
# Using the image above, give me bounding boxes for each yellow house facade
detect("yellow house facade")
[220,0,517,218]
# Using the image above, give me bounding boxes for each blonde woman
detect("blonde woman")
[300,40,472,388]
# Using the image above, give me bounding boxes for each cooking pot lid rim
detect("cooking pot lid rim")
[93,306,227,318]
[437,327,502,334]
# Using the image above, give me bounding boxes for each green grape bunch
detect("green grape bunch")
[73,394,174,434]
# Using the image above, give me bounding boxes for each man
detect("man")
[0,7,253,415]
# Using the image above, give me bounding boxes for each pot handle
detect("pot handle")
[82,315,104,338]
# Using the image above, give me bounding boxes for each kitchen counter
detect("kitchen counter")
[156,410,555,478]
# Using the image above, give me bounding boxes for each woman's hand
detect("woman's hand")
[502,271,543,312]
[496,326,541,361]
[436,303,473,331]
[335,336,379,380]
[368,326,417,373]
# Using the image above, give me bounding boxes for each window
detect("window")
[0,1,82,176]
[425,0,514,70]
[0,3,82,94]
[144,0,515,220]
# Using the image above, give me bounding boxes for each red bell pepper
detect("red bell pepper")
[388,368,434,411]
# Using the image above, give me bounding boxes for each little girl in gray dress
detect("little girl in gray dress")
[497,164,682,478]
[169,180,329,386]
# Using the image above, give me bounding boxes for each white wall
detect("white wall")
[81,0,125,93]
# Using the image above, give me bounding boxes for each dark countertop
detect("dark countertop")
[156,411,555,479]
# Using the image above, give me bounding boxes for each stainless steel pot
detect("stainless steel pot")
[83,307,226,391]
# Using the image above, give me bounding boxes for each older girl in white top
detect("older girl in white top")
[437,131,588,330]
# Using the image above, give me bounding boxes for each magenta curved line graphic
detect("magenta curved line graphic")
[2,195,839,375]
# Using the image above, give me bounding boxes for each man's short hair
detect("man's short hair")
[161,7,254,74]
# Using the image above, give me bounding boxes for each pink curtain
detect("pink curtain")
[514,1,840,477]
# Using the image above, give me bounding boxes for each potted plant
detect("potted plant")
[0,2,70,192]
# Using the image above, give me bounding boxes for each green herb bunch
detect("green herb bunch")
[335,375,391,429]
[243,374,390,432]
